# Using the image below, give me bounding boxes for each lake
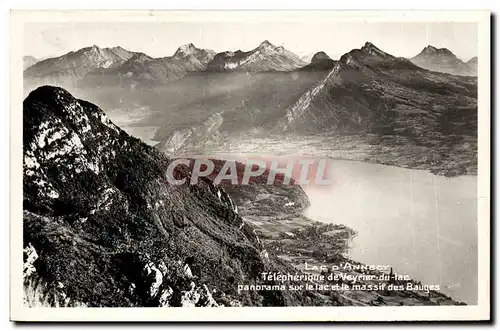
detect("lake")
[302,159,478,304]
[113,121,478,305]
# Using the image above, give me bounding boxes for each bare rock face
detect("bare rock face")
[24,44,217,89]
[22,86,292,307]
[80,44,217,87]
[410,45,476,76]
[172,43,217,67]
[23,56,39,70]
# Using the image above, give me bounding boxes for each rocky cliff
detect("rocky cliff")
[22,86,326,307]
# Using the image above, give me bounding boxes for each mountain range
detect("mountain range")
[410,45,477,76]
[23,56,40,70]
[24,41,306,88]
[466,56,478,75]
[81,43,217,87]
[21,39,479,307]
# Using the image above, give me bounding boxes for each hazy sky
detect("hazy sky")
[24,21,478,61]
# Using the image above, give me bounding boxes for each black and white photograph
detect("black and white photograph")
[10,10,491,322]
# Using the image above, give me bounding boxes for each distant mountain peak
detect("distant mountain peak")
[300,52,317,63]
[260,40,274,47]
[360,42,389,57]
[467,56,478,65]
[411,45,475,76]
[174,43,198,56]
[206,40,305,72]
[127,52,153,63]
[466,56,478,75]
[299,51,336,71]
[23,56,39,70]
[423,45,438,52]
[24,45,137,80]
[172,43,216,67]
[419,45,454,57]
[311,51,331,63]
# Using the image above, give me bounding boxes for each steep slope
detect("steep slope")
[150,70,328,144]
[299,52,336,71]
[22,86,326,307]
[80,43,216,87]
[466,56,478,75]
[410,45,475,76]
[24,45,136,82]
[23,56,40,70]
[206,40,306,72]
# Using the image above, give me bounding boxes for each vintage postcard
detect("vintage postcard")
[10,10,490,321]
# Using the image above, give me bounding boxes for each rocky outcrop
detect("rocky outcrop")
[155,113,224,154]
[269,42,478,176]
[172,43,217,68]
[275,42,477,136]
